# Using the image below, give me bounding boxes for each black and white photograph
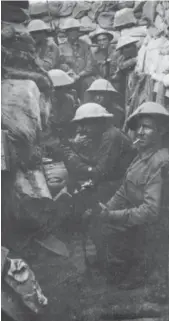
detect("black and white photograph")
[1,0,169,320]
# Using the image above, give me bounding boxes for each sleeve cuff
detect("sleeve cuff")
[109,209,129,225]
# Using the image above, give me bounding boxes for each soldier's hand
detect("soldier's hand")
[99,202,109,218]
[73,74,81,82]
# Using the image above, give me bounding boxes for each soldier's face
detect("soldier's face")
[94,94,105,105]
[122,44,136,59]
[97,34,110,49]
[67,29,79,42]
[135,116,158,149]
[76,121,99,137]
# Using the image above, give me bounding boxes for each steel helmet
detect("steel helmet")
[90,27,114,43]
[61,17,81,31]
[28,19,50,33]
[113,8,137,29]
[72,103,114,122]
[116,36,139,50]
[48,69,74,87]
[87,79,118,93]
[127,102,169,130]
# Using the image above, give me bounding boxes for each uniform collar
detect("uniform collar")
[137,145,161,162]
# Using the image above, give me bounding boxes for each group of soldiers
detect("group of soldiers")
[27,17,169,289]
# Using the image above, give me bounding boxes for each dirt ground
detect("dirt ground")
[15,223,169,321]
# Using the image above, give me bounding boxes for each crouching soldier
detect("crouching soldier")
[59,102,135,203]
[93,102,169,289]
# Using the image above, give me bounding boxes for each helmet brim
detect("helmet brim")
[90,33,114,44]
[127,113,169,131]
[86,88,119,95]
[29,28,50,33]
[71,114,114,122]
[116,39,138,50]
[63,27,80,31]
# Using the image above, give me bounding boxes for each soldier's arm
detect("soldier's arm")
[107,167,163,226]
[92,131,121,183]
[79,44,96,78]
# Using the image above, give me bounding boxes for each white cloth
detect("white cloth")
[136,35,169,87]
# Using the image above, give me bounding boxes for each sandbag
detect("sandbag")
[72,2,91,19]
[50,1,75,17]
[117,1,134,10]
[3,67,52,92]
[97,12,115,30]
[87,10,95,21]
[29,1,47,17]
[15,169,52,200]
[12,169,53,231]
[89,2,105,21]
[29,1,75,18]
[142,1,158,23]
[2,80,41,144]
[80,16,96,33]
[103,1,119,12]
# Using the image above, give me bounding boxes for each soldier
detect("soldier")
[116,36,139,115]
[59,102,135,202]
[28,19,60,71]
[85,78,125,129]
[42,70,77,159]
[95,102,169,288]
[90,28,120,89]
[59,18,95,100]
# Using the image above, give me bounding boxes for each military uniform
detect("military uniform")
[93,44,120,86]
[60,118,135,202]
[94,147,169,284]
[28,20,60,72]
[42,70,77,159]
[93,102,169,287]
[59,39,95,98]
